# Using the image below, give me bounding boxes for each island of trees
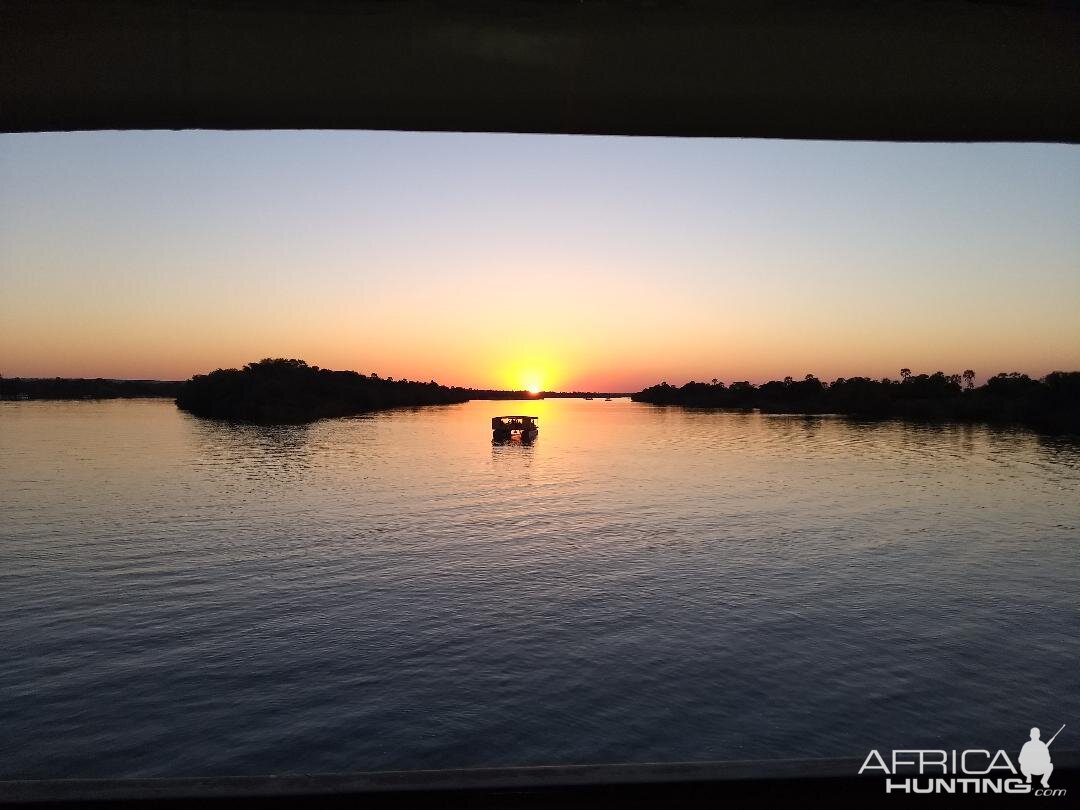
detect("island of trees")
[1,360,630,420]
[632,370,1080,433]
[175,358,471,423]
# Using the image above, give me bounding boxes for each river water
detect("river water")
[1,398,1078,777]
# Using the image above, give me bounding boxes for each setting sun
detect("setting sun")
[508,363,550,395]
[522,375,544,394]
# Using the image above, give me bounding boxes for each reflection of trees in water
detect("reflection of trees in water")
[184,414,314,486]
[1034,433,1080,472]
[841,417,984,458]
[838,417,1079,472]
[756,413,828,452]
[758,413,1036,463]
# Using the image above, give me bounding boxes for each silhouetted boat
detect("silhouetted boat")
[584,396,594,400]
[492,415,539,441]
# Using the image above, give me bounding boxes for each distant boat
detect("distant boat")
[604,397,612,401]
[584,396,594,400]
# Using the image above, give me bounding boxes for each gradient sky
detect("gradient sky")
[1,132,1078,391]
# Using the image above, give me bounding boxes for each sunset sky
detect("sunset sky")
[2,132,1078,391]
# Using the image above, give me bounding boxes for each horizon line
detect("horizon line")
[4,361,1079,395]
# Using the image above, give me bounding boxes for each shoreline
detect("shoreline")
[7,363,1077,434]
[633,372,1080,435]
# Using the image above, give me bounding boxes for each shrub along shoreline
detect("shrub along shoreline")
[632,371,1080,434]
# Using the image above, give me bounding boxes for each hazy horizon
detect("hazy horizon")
[3,361,1079,393]
[2,132,1078,390]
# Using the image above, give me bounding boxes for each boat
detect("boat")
[492,415,539,441]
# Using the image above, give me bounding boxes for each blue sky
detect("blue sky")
[1,131,1078,389]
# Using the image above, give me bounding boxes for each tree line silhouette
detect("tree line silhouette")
[0,362,624,416]
[632,370,1080,433]
[0,376,181,399]
[176,359,469,423]
[9,361,1078,433]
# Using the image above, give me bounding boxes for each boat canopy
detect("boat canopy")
[492,415,539,429]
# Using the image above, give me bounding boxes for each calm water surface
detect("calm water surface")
[2,399,1078,777]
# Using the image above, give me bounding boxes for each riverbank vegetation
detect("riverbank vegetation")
[3,362,627,419]
[633,370,1080,433]
[0,376,181,399]
[176,359,468,423]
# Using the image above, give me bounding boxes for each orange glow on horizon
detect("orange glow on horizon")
[502,357,555,395]
[2,135,1078,390]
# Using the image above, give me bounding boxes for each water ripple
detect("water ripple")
[1,399,1078,777]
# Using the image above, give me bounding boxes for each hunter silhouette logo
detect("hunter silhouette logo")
[859,723,1067,796]
[1019,724,1065,789]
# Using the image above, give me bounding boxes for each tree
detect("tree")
[900,368,912,381]
[962,369,975,390]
